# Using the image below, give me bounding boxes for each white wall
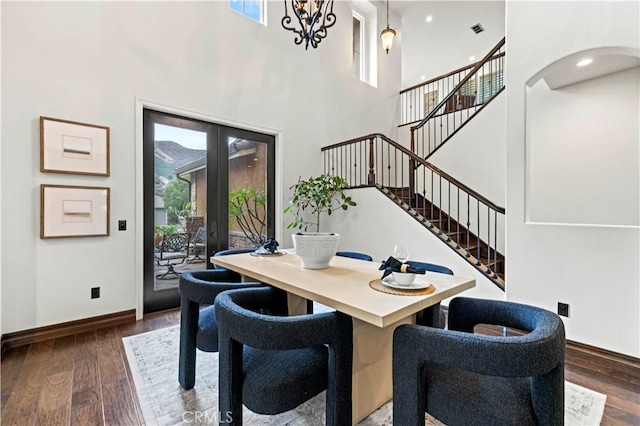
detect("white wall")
[1,1,401,333]
[429,93,506,207]
[401,1,505,88]
[506,0,640,356]
[0,3,3,337]
[323,187,505,301]
[527,68,639,226]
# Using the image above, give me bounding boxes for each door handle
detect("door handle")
[209,220,217,238]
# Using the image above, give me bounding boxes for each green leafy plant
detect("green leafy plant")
[229,188,267,246]
[163,178,189,224]
[284,174,356,232]
[154,224,180,236]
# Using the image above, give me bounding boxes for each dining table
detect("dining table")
[210,249,476,425]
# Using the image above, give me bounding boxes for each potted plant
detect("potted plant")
[284,174,356,269]
[229,187,267,246]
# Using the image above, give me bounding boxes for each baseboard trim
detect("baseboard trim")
[567,339,640,368]
[441,306,639,368]
[1,309,136,355]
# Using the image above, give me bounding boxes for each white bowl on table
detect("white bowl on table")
[391,272,416,286]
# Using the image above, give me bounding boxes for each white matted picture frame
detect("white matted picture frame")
[40,184,110,239]
[40,116,110,176]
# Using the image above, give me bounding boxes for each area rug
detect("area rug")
[123,326,607,426]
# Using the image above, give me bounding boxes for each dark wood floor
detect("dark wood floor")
[1,309,639,425]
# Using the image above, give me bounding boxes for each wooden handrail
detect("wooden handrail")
[322,133,505,214]
[411,37,505,131]
[400,51,506,95]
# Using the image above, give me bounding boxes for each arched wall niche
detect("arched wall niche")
[524,47,639,227]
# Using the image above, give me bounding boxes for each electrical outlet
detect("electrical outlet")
[91,287,100,299]
[118,220,127,231]
[557,302,569,317]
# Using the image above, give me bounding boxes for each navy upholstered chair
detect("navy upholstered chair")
[406,260,453,276]
[215,286,353,426]
[393,297,566,426]
[336,251,373,261]
[405,260,453,327]
[212,248,256,271]
[178,270,269,390]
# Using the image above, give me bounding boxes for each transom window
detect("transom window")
[353,13,364,80]
[230,0,264,24]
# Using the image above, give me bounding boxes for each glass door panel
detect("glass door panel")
[143,109,275,313]
[228,138,268,248]
[153,123,207,291]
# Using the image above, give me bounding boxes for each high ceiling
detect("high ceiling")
[389,1,506,88]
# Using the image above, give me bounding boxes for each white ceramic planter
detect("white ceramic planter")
[291,232,340,269]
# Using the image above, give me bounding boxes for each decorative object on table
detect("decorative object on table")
[391,271,416,286]
[40,184,110,239]
[251,238,286,257]
[40,116,110,176]
[291,232,340,269]
[392,244,409,262]
[281,0,336,50]
[379,256,426,279]
[256,238,278,253]
[285,174,356,269]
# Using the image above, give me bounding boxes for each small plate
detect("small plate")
[249,250,287,257]
[381,276,431,290]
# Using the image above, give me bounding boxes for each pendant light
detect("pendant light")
[380,0,396,54]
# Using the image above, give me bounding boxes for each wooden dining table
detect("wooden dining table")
[210,250,476,424]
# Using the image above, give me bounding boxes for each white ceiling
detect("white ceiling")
[397,1,506,88]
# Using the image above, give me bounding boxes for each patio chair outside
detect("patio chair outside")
[155,233,191,279]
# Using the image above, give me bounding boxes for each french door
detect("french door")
[143,109,275,313]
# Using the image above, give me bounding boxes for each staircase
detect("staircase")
[321,39,506,290]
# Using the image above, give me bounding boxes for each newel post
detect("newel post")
[367,137,376,185]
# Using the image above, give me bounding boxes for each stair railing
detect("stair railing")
[322,133,505,283]
[403,38,505,160]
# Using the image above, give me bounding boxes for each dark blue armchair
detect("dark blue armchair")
[215,286,353,425]
[178,270,270,390]
[336,251,373,261]
[212,248,257,271]
[393,297,566,426]
[406,260,453,327]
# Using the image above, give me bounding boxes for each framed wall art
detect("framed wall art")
[40,116,110,176]
[40,184,110,239]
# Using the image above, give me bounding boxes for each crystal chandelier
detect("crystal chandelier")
[281,0,337,50]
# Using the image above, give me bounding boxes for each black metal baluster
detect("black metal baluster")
[430,171,435,228]
[494,210,498,278]
[466,193,471,257]
[446,181,451,242]
[487,204,491,272]
[456,187,461,249]
[422,169,427,220]
[476,199,481,265]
